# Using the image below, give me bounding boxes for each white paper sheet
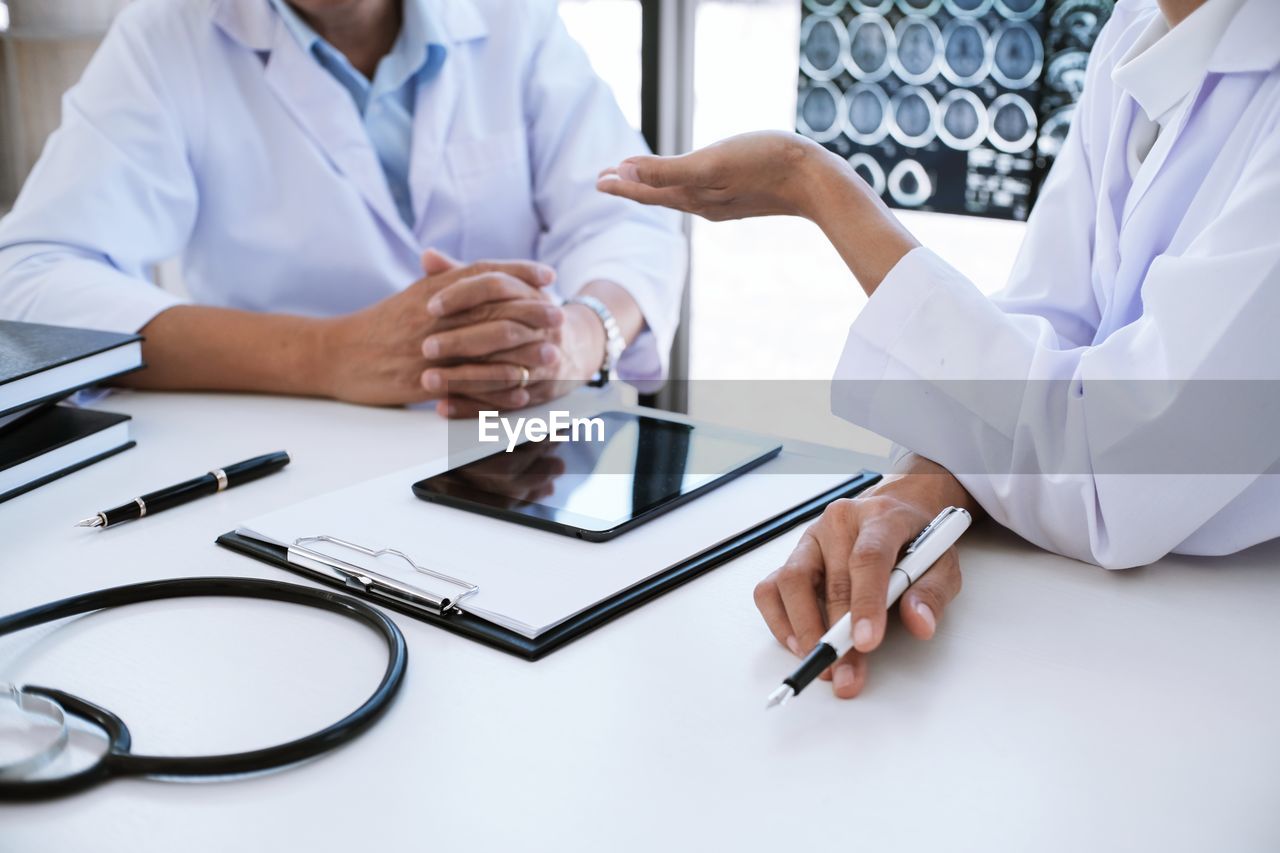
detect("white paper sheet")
[239,452,865,638]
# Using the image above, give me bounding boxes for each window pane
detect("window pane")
[558,0,643,131]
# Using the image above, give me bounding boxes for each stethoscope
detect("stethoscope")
[0,577,407,801]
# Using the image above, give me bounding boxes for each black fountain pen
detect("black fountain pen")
[76,451,291,529]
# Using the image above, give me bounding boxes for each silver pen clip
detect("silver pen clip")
[903,506,964,556]
[286,535,479,617]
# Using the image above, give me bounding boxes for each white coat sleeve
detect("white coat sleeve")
[830,102,1280,570]
[0,3,199,332]
[521,1,688,383]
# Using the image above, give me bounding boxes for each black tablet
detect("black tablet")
[411,411,783,541]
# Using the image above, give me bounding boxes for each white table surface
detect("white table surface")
[1,390,1278,853]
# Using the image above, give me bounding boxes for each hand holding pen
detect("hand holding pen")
[754,468,975,701]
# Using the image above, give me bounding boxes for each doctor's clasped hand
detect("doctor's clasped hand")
[418,257,642,420]
[321,250,563,409]
[129,249,568,409]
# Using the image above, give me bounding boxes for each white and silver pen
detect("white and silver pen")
[766,506,972,709]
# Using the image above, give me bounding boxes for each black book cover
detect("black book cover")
[0,320,143,416]
[0,405,135,503]
[0,320,140,383]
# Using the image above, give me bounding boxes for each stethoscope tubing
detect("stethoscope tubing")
[0,577,408,801]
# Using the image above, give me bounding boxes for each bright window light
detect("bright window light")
[557,0,643,132]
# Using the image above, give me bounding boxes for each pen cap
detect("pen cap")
[221,451,291,487]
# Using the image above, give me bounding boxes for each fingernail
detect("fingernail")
[438,402,452,417]
[537,266,556,285]
[422,338,440,358]
[427,297,444,316]
[914,600,937,636]
[833,664,855,692]
[423,371,442,392]
[853,618,875,650]
[540,343,557,364]
[597,173,620,183]
[513,390,529,407]
[545,306,564,325]
[617,162,640,182]
[786,635,801,656]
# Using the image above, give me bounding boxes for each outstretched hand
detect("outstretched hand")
[599,129,918,296]
[597,131,834,221]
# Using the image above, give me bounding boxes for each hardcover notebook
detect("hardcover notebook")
[0,405,134,503]
[219,446,879,659]
[0,320,143,417]
[0,402,51,432]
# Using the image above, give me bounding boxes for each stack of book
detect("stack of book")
[0,320,142,503]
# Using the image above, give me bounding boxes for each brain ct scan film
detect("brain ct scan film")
[797,0,1113,220]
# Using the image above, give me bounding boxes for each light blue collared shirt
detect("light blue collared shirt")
[268,0,445,226]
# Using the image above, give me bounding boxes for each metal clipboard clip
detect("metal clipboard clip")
[286,535,479,617]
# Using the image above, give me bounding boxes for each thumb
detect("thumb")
[421,248,461,276]
[616,154,694,189]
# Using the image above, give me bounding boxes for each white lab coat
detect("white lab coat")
[833,0,1280,568]
[0,0,686,381]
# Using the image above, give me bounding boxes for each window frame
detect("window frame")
[639,0,696,411]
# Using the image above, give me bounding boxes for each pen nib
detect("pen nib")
[75,515,104,528]
[765,685,794,710]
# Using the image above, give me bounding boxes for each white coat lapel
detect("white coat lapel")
[261,19,417,248]
[1099,94,1138,231]
[1118,89,1196,229]
[407,0,488,237]
[408,54,462,238]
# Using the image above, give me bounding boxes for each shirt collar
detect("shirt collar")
[380,0,444,91]
[265,0,446,88]
[212,0,487,54]
[1111,0,1248,125]
[266,0,321,53]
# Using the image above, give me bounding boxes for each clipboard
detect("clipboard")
[216,470,879,660]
